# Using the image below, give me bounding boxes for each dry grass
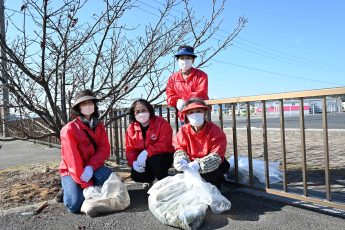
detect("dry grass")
[0,161,131,210]
[0,163,61,210]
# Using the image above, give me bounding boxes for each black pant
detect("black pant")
[201,160,230,189]
[131,153,173,183]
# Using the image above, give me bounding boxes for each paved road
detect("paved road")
[0,140,344,229]
[0,140,60,169]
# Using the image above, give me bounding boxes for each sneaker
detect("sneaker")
[55,189,64,203]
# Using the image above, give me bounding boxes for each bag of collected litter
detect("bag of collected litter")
[81,172,130,217]
[228,156,282,184]
[148,168,231,230]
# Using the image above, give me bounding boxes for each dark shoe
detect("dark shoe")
[55,189,64,203]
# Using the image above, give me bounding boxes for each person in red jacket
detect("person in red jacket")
[126,99,174,186]
[59,90,112,213]
[166,45,209,121]
[173,98,230,189]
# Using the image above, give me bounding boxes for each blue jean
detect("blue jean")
[61,165,112,213]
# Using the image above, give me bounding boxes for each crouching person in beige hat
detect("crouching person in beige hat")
[58,89,112,213]
[173,98,230,189]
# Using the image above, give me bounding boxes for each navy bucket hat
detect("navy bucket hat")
[175,45,197,58]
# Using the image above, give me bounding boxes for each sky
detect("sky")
[200,0,345,99]
[4,0,345,101]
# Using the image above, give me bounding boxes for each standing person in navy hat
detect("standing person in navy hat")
[166,45,209,121]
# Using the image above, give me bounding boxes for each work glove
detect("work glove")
[176,99,185,111]
[133,161,145,173]
[136,150,148,167]
[188,161,200,172]
[80,166,94,182]
[175,159,188,171]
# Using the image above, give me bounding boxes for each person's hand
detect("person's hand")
[137,150,148,167]
[133,161,145,173]
[176,99,185,111]
[175,159,188,171]
[80,166,94,182]
[188,161,200,171]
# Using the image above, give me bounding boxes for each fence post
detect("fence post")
[231,103,238,182]
[218,104,223,130]
[261,100,270,188]
[174,108,179,133]
[322,96,331,201]
[113,109,120,164]
[246,102,254,186]
[109,109,114,157]
[119,110,124,159]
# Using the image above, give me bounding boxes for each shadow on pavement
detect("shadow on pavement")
[229,191,284,220]
[126,189,150,212]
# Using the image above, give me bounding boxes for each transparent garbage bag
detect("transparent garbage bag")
[81,172,130,217]
[228,156,282,184]
[148,168,231,230]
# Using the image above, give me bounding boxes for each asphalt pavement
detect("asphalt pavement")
[0,140,344,229]
[0,139,60,170]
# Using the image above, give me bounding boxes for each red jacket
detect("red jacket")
[59,117,110,188]
[125,116,174,166]
[174,121,226,160]
[166,68,208,120]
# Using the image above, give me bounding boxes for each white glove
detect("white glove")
[137,150,148,167]
[188,161,200,171]
[133,161,145,173]
[176,99,185,111]
[80,166,94,182]
[175,159,188,171]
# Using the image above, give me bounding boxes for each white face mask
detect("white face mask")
[187,113,204,127]
[80,104,95,116]
[135,112,150,124]
[178,59,193,72]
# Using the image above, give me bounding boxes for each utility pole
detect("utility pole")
[0,0,9,137]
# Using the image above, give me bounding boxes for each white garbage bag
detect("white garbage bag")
[148,168,231,230]
[81,172,130,217]
[228,156,282,184]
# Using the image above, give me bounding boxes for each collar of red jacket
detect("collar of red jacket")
[177,67,196,79]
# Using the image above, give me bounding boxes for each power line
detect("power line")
[213,59,343,86]
[233,43,345,73]
[5,0,345,86]
[237,36,345,69]
[141,0,345,71]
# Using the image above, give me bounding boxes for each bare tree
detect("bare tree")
[0,0,247,140]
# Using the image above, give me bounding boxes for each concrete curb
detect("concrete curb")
[1,199,57,217]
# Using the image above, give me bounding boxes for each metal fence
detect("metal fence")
[106,86,345,211]
[204,87,345,211]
